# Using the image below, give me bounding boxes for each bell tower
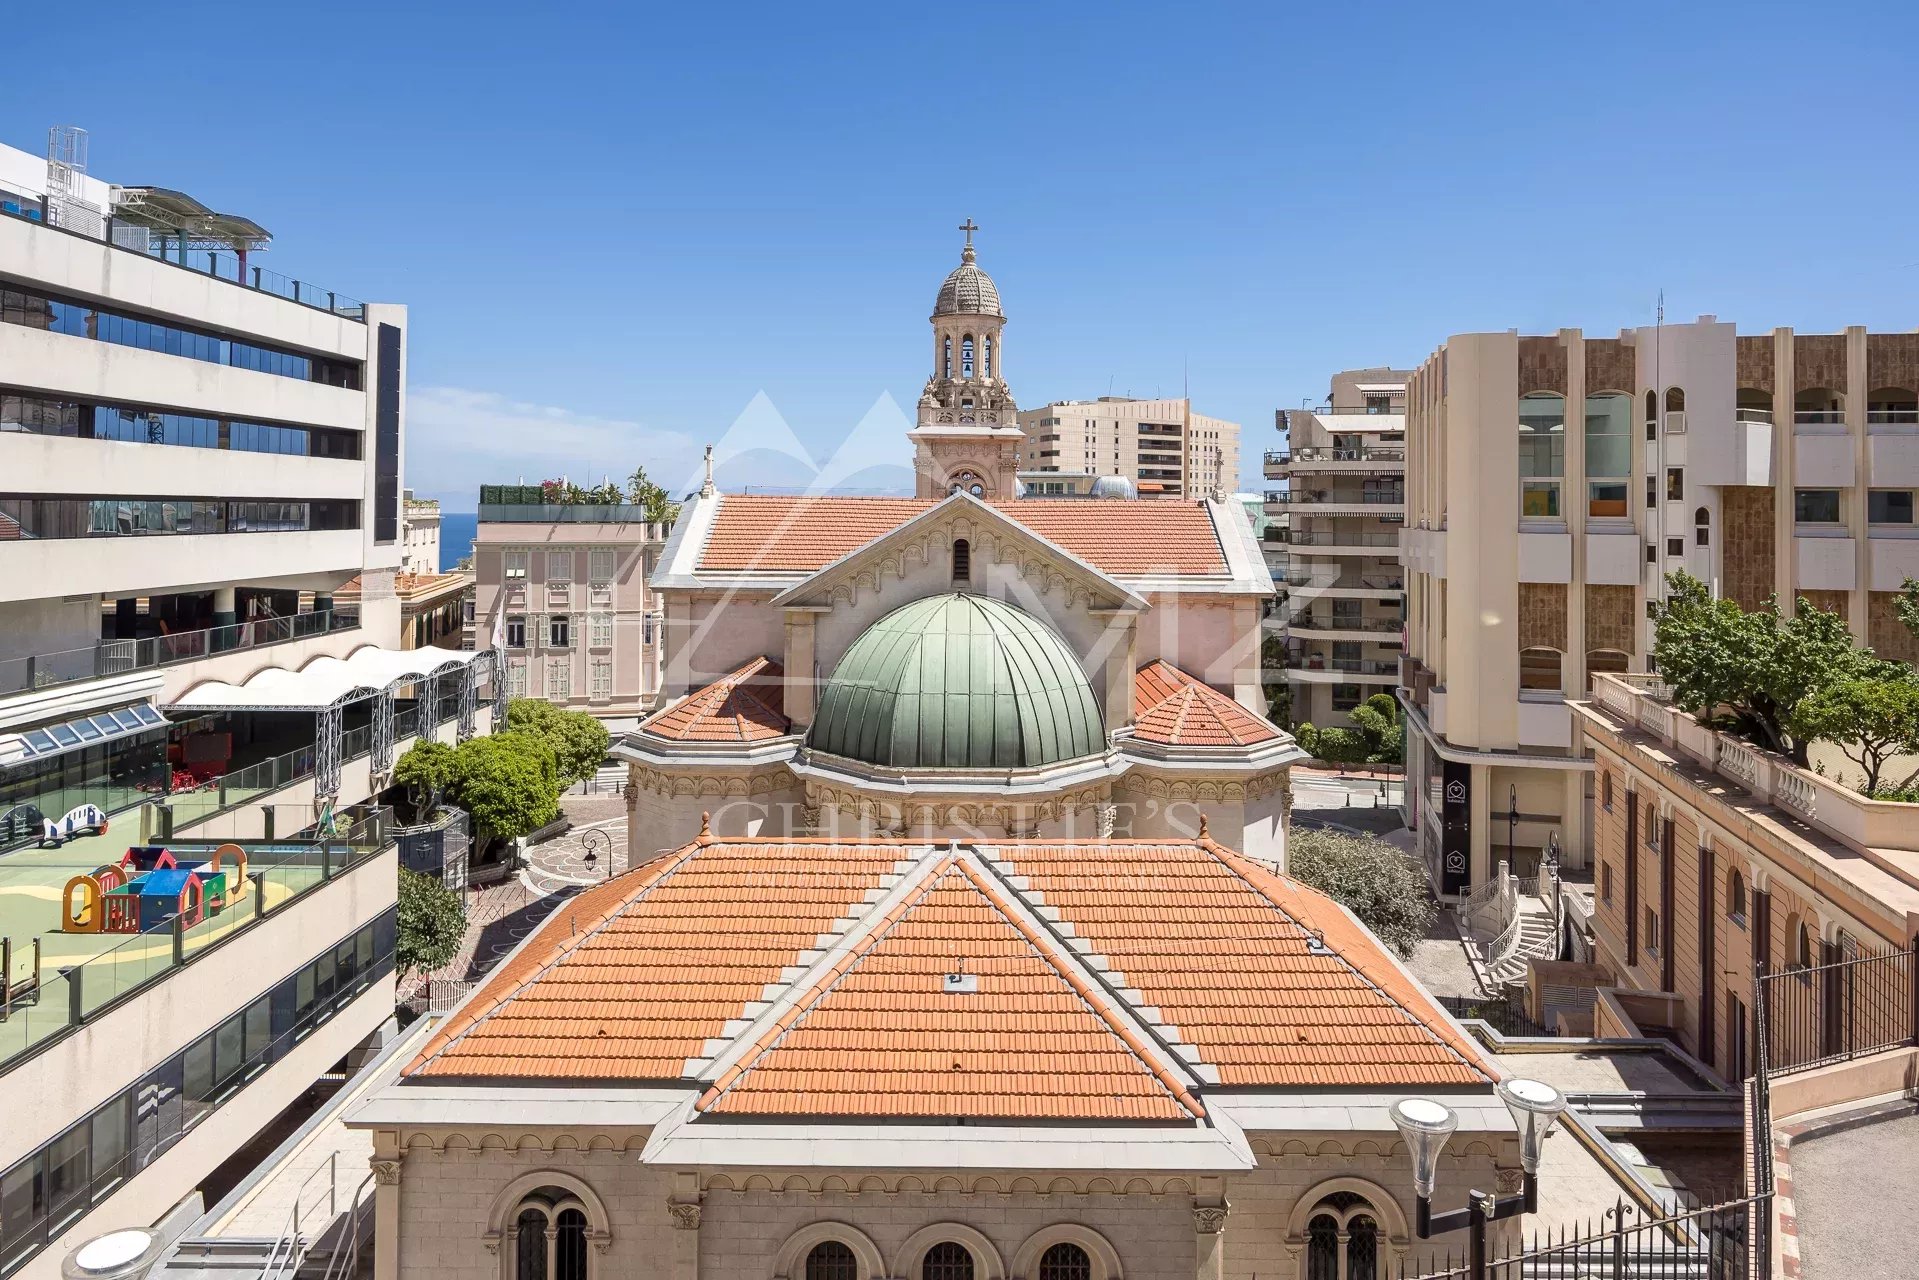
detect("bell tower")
[909,220,1023,499]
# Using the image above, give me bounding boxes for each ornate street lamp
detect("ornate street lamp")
[1389,1079,1568,1280]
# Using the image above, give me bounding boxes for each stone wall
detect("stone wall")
[1735,336,1774,394]
[1868,592,1919,664]
[1583,585,1635,655]
[1797,590,1847,622]
[1585,338,1636,395]
[1793,334,1847,394]
[1519,583,1568,652]
[1720,487,1775,611]
[1517,336,1565,395]
[1867,333,1919,392]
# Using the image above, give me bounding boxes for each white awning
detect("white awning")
[166,645,482,712]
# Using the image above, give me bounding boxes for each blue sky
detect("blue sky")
[6,0,1915,505]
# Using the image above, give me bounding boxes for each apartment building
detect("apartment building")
[1265,369,1409,728]
[471,486,668,717]
[1017,397,1239,499]
[400,491,441,575]
[1399,319,1919,899]
[1573,672,1919,1084]
[0,128,491,1279]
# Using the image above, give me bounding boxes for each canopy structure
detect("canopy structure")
[166,646,494,796]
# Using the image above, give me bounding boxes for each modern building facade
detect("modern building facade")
[1266,370,1409,729]
[0,127,493,1280]
[470,487,668,718]
[1019,397,1240,500]
[1399,320,1919,899]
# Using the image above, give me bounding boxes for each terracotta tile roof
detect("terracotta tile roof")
[640,656,789,742]
[405,839,902,1080]
[1000,841,1490,1087]
[405,834,1490,1104]
[700,858,1202,1120]
[1132,660,1283,747]
[696,494,1227,576]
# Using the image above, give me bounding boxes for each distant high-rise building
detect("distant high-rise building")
[1019,397,1238,501]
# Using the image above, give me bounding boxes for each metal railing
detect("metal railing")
[1288,617,1402,634]
[1266,490,1406,505]
[1792,408,1845,426]
[1285,657,1400,675]
[1868,408,1919,425]
[1278,530,1402,547]
[1759,940,1918,1075]
[0,197,365,321]
[0,610,360,697]
[1273,445,1406,464]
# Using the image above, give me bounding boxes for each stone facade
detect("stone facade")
[1516,335,1565,395]
[1797,589,1847,622]
[1720,486,1775,612]
[1734,335,1774,393]
[1518,582,1567,653]
[1792,333,1847,393]
[1582,585,1635,656]
[1583,337,1636,394]
[1868,591,1919,664]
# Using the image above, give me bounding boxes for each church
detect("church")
[618,226,1301,863]
[347,230,1533,1280]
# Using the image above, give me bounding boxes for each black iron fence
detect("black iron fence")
[1759,939,1918,1074]
[1388,1195,1766,1280]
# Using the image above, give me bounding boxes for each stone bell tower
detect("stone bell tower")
[909,220,1023,499]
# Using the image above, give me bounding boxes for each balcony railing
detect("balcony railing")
[1793,409,1846,426]
[0,195,365,322]
[1735,406,1775,424]
[0,610,360,698]
[1279,572,1405,591]
[1278,530,1401,547]
[1868,408,1919,425]
[1289,618,1403,635]
[1284,656,1400,675]
[477,503,668,531]
[1270,446,1406,465]
[1265,490,1405,505]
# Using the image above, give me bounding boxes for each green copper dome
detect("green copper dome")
[808,594,1105,769]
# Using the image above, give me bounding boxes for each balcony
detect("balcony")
[1283,656,1400,684]
[1275,529,1402,555]
[1287,618,1403,641]
[0,610,360,699]
[1264,446,1406,476]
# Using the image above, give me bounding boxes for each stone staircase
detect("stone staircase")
[1484,898,1557,989]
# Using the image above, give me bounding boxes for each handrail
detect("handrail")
[1265,491,1405,505]
[265,1151,338,1280]
[0,609,359,697]
[320,1170,379,1280]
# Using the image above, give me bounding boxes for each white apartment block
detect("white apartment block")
[1399,318,1919,900]
[0,127,495,1279]
[1265,370,1409,729]
[1017,397,1239,499]
[472,486,668,718]
[400,490,441,575]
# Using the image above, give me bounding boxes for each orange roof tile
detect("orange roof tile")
[697,494,1226,576]
[406,840,902,1080]
[999,841,1489,1087]
[641,656,789,742]
[1132,660,1283,747]
[700,858,1201,1120]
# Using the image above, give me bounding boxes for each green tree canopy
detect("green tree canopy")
[394,740,457,817]
[448,733,561,844]
[1792,671,1919,795]
[627,466,682,526]
[397,867,467,977]
[1652,570,1876,764]
[1287,829,1435,959]
[504,698,610,788]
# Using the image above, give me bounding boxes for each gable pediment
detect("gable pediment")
[770,493,1147,613]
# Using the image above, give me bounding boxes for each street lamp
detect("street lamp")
[1389,1079,1568,1280]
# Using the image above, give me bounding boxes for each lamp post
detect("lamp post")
[1506,783,1518,873]
[1389,1078,1568,1280]
[580,828,613,880]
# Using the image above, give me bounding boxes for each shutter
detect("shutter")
[1624,795,1638,966]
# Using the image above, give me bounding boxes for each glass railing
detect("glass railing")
[0,810,392,1068]
[1793,409,1846,426]
[1289,446,1406,463]
[1265,491,1405,505]
[0,611,360,698]
[1280,530,1402,547]
[0,198,365,321]
[476,503,667,528]
[1868,409,1919,425]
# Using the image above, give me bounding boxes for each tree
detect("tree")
[394,740,457,819]
[627,465,682,526]
[1792,672,1919,795]
[1287,829,1435,959]
[1348,693,1404,763]
[1899,576,1919,648]
[448,733,561,848]
[504,698,610,788]
[397,867,467,977]
[1652,570,1874,764]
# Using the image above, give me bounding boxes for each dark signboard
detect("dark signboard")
[1440,758,1471,896]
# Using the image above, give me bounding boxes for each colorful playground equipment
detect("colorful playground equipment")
[40,803,109,848]
[60,843,251,935]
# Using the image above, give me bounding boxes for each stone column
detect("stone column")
[783,607,825,730]
[1098,610,1138,735]
[1192,1179,1229,1280]
[668,1172,702,1280]
[370,1145,402,1280]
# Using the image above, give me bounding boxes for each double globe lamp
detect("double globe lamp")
[1389,1078,1568,1278]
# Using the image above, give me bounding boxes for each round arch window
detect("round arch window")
[922,1242,975,1280]
[806,1241,859,1280]
[1038,1243,1091,1280]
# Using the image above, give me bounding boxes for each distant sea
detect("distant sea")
[439,512,477,572]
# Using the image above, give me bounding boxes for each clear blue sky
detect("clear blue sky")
[6,1,1915,506]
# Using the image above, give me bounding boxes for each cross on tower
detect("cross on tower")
[958,218,979,247]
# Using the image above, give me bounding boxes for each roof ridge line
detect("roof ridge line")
[951,855,1206,1120]
[410,844,704,1073]
[1200,842,1489,1077]
[696,849,960,1111]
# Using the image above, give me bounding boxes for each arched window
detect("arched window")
[1665,387,1686,413]
[961,336,975,380]
[1790,914,1813,971]
[1585,393,1633,517]
[952,538,971,583]
[1301,1193,1382,1280]
[807,1242,860,1280]
[1694,506,1710,547]
[1519,647,1562,693]
[1037,1244,1090,1280]
[983,336,994,380]
[1795,387,1843,425]
[923,1242,975,1280]
[510,1191,589,1280]
[943,337,953,380]
[1868,386,1917,425]
[1586,649,1630,689]
[1518,393,1565,518]
[1728,868,1747,925]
